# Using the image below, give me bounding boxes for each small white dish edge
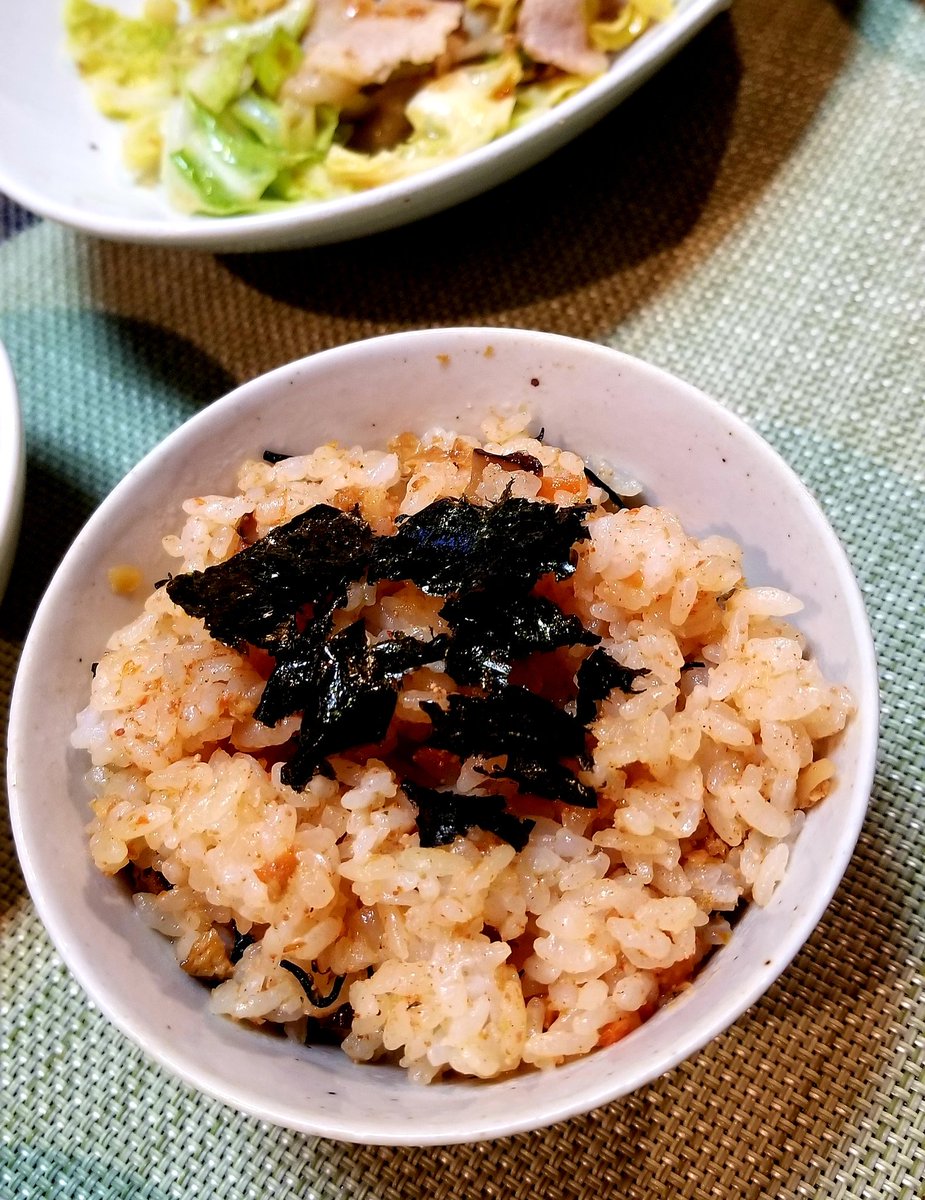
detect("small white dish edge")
[0,340,24,601]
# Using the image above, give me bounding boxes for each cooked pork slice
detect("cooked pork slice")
[284,0,465,107]
[517,0,608,76]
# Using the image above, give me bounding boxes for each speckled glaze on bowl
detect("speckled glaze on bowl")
[8,329,878,1145]
[0,1,728,251]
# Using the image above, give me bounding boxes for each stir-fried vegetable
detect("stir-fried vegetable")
[65,0,673,215]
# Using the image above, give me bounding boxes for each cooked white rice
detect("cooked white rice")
[73,411,851,1082]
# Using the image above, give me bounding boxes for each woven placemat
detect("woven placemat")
[2,1,923,1196]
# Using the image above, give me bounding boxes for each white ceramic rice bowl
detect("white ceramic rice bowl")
[8,328,878,1144]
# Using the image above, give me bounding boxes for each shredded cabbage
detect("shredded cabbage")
[65,0,177,118]
[324,55,523,189]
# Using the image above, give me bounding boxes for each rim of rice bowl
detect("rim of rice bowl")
[7,329,878,1145]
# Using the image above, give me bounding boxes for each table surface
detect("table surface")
[2,2,923,1197]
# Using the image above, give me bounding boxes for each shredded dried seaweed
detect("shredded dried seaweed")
[281,623,450,790]
[477,754,597,808]
[253,601,337,728]
[440,590,599,688]
[370,630,451,678]
[166,505,374,649]
[167,490,615,816]
[583,465,628,509]
[473,447,543,475]
[575,648,650,725]
[229,921,255,965]
[279,959,346,1009]
[402,781,535,851]
[304,1002,354,1044]
[262,450,292,464]
[369,495,592,596]
[422,686,590,765]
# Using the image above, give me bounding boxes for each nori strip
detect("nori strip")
[473,447,543,475]
[370,630,451,678]
[583,465,628,509]
[421,686,590,765]
[280,959,346,1009]
[229,921,255,964]
[280,623,450,789]
[477,754,598,808]
[166,505,374,649]
[369,495,592,596]
[575,648,650,725]
[262,450,292,464]
[304,1002,354,1045]
[402,780,535,851]
[253,602,336,727]
[440,590,599,688]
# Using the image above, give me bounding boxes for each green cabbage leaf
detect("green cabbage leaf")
[321,54,524,191]
[65,0,177,118]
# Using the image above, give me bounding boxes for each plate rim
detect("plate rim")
[0,0,731,249]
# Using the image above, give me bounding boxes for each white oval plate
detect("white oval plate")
[0,1,728,251]
[0,340,24,601]
[8,329,878,1145]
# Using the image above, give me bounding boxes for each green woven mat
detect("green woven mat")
[2,1,924,1196]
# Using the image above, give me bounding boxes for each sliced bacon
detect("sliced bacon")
[517,0,608,77]
[285,0,464,107]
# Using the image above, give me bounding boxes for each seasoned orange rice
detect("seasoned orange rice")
[73,411,851,1082]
